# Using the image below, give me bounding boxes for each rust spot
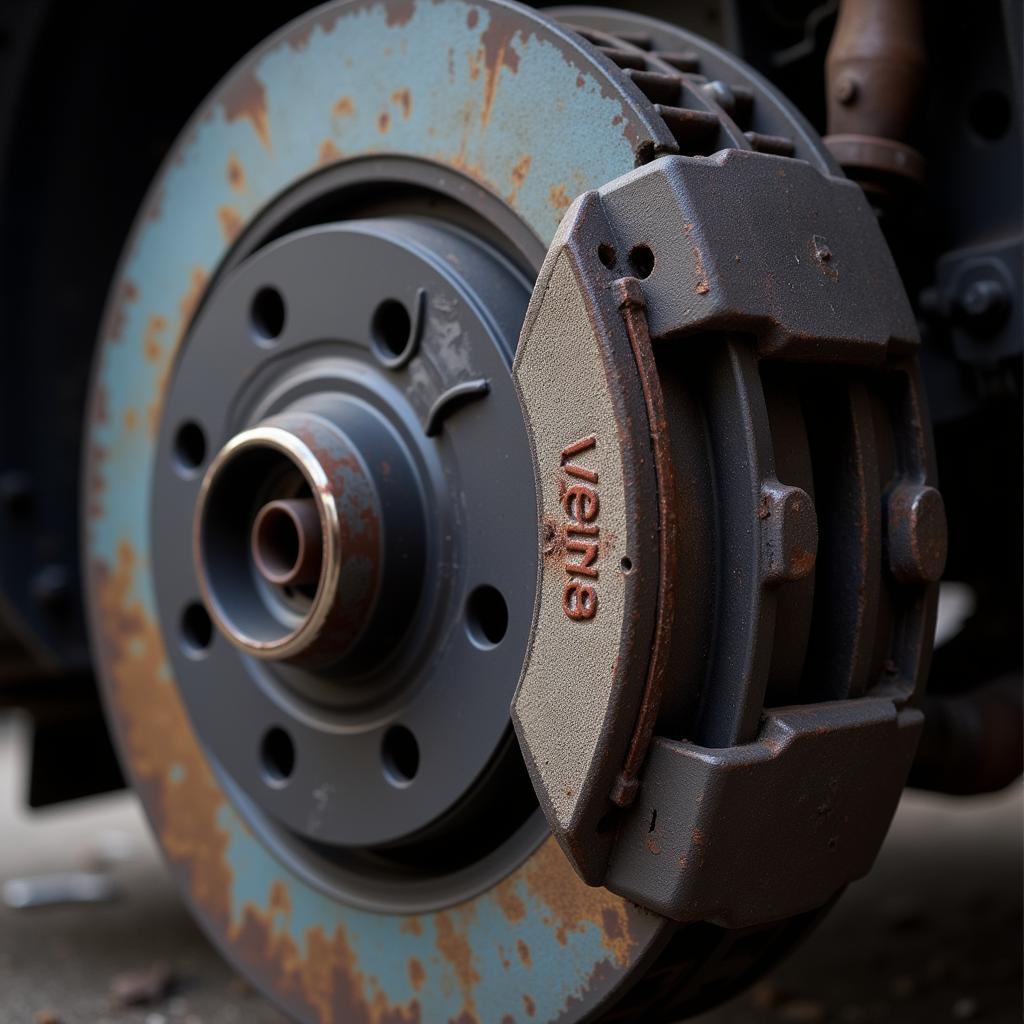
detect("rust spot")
[93,542,233,932]
[227,154,246,193]
[479,13,522,127]
[522,840,635,966]
[218,206,244,244]
[576,74,585,88]
[333,96,356,118]
[408,957,425,991]
[523,994,536,1017]
[516,939,531,967]
[221,69,271,150]
[549,185,571,213]
[107,280,139,342]
[467,8,478,28]
[400,917,423,936]
[143,314,168,364]
[123,408,139,432]
[493,878,527,923]
[378,112,391,133]
[434,913,479,1019]
[511,154,531,189]
[468,50,482,82]
[391,88,412,119]
[684,223,710,295]
[600,908,623,941]
[645,835,662,855]
[318,139,343,167]
[385,0,416,27]
[810,234,839,281]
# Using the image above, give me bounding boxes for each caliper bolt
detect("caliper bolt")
[957,278,1009,335]
[886,484,947,585]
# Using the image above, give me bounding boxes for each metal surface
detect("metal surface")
[513,141,941,922]
[69,0,982,1019]
[81,3,696,1020]
[824,0,926,195]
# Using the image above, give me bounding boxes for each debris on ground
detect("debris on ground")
[109,961,176,1007]
[2,871,117,909]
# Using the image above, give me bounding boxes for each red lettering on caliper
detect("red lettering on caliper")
[560,435,599,620]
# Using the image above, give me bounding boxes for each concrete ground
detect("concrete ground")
[0,711,1020,1024]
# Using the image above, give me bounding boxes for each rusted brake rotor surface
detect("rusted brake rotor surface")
[82,0,944,1021]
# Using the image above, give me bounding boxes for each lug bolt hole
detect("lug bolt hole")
[382,725,419,786]
[261,726,296,785]
[620,556,633,573]
[628,244,655,279]
[174,421,207,475]
[598,243,617,269]
[466,585,508,647]
[181,601,213,656]
[251,286,286,343]
[371,299,413,365]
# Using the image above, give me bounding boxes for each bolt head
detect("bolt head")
[886,484,947,586]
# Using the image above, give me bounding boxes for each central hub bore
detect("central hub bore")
[194,409,410,667]
[251,499,323,587]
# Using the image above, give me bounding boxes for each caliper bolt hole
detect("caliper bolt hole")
[261,726,296,786]
[382,725,419,786]
[371,299,414,365]
[251,286,286,344]
[628,244,655,279]
[173,421,207,476]
[598,243,617,269]
[466,585,508,647]
[180,601,213,657]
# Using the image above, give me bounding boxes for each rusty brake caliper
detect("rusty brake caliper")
[513,147,946,926]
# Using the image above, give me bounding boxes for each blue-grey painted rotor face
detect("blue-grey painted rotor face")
[83,2,678,1021]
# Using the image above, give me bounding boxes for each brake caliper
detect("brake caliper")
[514,147,945,927]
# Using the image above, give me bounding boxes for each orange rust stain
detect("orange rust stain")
[479,16,521,127]
[684,223,710,295]
[508,154,532,199]
[385,0,415,27]
[468,50,482,82]
[400,916,423,937]
[493,878,526,923]
[467,8,479,28]
[218,205,244,244]
[93,542,233,931]
[145,268,208,438]
[408,957,426,991]
[107,280,139,342]
[522,839,636,967]
[143,314,168,364]
[391,88,412,119]
[516,939,531,967]
[378,112,391,134]
[227,154,246,192]
[92,515,423,1024]
[548,185,571,214]
[318,139,343,167]
[333,96,355,118]
[123,408,139,432]
[221,69,272,150]
[523,994,536,1017]
[434,912,480,1018]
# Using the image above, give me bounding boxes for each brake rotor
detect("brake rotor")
[82,1,942,1021]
